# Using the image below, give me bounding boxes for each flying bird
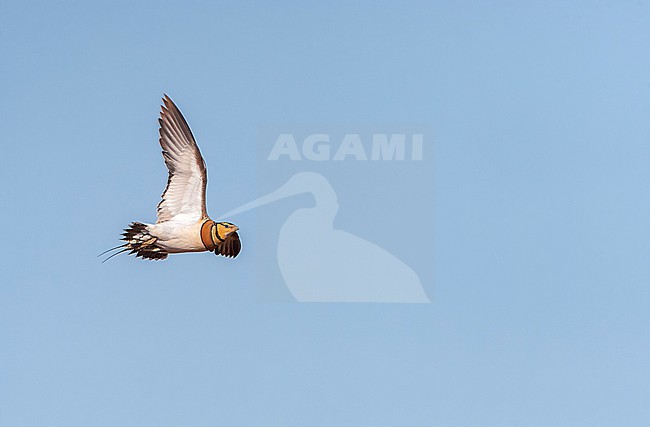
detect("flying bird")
[101,95,241,262]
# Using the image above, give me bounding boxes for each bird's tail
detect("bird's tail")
[99,222,168,262]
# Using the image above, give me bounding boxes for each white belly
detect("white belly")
[147,221,206,253]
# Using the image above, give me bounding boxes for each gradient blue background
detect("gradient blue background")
[2,1,649,426]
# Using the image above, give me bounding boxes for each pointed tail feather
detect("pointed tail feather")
[100,222,169,262]
[97,244,127,258]
[101,247,130,263]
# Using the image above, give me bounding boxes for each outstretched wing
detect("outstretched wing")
[156,95,208,224]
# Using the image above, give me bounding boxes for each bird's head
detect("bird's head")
[214,221,239,240]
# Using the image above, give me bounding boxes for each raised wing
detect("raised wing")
[156,95,208,224]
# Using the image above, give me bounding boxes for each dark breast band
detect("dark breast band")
[200,219,217,251]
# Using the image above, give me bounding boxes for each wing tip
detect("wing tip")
[162,94,176,111]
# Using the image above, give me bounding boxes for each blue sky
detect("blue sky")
[2,1,650,426]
